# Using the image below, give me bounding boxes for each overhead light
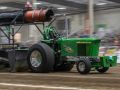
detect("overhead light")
[55,14,62,16]
[96,3,107,6]
[0,6,8,9]
[57,7,66,10]
[33,2,42,5]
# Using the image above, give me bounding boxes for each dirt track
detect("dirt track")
[0,65,119,90]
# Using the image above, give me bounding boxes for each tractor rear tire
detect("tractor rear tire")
[96,67,109,73]
[76,58,91,74]
[54,63,74,72]
[27,43,54,73]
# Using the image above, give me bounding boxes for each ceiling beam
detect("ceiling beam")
[107,0,120,3]
[37,0,87,9]
[0,2,24,9]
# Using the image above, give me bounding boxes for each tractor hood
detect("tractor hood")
[57,38,100,43]
[57,38,101,57]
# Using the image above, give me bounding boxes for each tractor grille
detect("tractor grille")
[77,42,100,56]
[77,44,87,56]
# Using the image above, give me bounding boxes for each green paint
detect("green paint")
[42,26,117,70]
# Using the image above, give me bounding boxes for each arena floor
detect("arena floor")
[0,65,119,90]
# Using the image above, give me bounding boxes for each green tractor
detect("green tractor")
[27,26,117,74]
[0,8,116,74]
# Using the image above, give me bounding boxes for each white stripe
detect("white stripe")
[0,73,119,80]
[0,83,95,90]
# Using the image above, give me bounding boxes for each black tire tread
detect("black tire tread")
[27,43,54,73]
[96,67,109,73]
[76,58,91,74]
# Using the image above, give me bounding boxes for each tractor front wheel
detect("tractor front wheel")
[76,58,91,74]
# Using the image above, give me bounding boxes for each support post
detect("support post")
[88,0,94,37]
[11,25,15,49]
[64,14,69,38]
